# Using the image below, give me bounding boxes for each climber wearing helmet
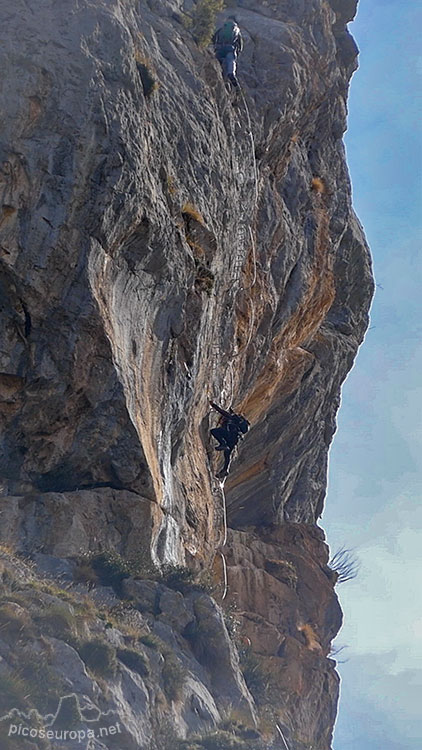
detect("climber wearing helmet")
[209,400,250,478]
[212,16,243,89]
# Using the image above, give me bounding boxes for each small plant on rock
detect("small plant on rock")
[117,647,150,677]
[190,0,225,49]
[78,638,117,679]
[160,564,214,594]
[237,646,267,704]
[311,176,325,193]
[139,631,163,650]
[264,558,298,589]
[160,564,196,591]
[75,550,135,595]
[182,202,205,225]
[329,547,360,584]
[135,50,160,97]
[297,622,322,653]
[166,174,178,196]
[186,235,206,259]
[194,263,215,295]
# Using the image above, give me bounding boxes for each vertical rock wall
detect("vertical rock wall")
[0,1,373,747]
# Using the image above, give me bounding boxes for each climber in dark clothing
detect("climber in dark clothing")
[210,400,250,478]
[212,16,243,89]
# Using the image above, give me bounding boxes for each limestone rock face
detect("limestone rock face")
[224,523,342,748]
[0,0,373,748]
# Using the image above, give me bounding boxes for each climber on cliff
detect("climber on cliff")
[212,16,243,90]
[209,400,250,479]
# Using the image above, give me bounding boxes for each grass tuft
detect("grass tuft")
[116,647,150,677]
[182,202,205,225]
[311,177,325,193]
[77,638,117,679]
[135,51,160,97]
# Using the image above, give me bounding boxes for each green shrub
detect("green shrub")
[139,631,163,650]
[191,0,225,48]
[117,647,150,677]
[76,550,158,596]
[89,551,133,593]
[78,638,117,678]
[238,647,267,704]
[180,12,193,31]
[160,564,215,594]
[160,564,196,592]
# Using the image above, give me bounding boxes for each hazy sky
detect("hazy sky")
[322,1,422,748]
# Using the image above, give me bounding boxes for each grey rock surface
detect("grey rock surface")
[0,0,373,747]
[0,0,373,555]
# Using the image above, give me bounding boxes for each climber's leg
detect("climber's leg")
[217,448,232,479]
[215,46,230,72]
[225,51,239,88]
[211,427,228,449]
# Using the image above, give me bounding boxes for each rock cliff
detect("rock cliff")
[0,1,373,748]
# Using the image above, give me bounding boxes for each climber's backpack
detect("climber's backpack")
[220,21,237,45]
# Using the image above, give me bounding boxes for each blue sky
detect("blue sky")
[322,1,422,748]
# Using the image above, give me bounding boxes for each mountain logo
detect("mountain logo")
[0,694,124,748]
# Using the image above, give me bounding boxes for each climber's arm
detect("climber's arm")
[209,401,232,420]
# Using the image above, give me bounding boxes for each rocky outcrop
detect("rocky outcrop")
[0,546,256,750]
[0,0,373,748]
[223,524,342,748]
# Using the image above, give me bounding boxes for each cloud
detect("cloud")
[333,652,422,750]
[327,2,422,747]
[328,495,422,748]
[329,493,422,671]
